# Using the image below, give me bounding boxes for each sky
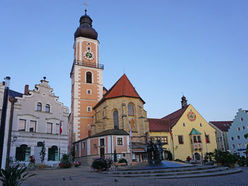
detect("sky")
[0,0,247,121]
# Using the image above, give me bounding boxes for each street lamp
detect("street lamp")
[0,76,11,169]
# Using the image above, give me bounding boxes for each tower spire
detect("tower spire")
[84,2,88,14]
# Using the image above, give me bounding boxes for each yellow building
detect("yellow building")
[148,96,217,162]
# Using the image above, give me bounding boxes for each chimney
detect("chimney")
[24,85,29,95]
[181,96,187,109]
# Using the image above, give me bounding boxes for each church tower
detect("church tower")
[70,9,103,141]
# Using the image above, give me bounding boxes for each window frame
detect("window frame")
[45,104,50,113]
[29,120,37,133]
[18,119,26,131]
[37,102,42,111]
[47,122,53,134]
[86,71,92,84]
[178,135,184,144]
[117,137,123,146]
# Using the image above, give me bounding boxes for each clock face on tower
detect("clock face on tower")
[84,51,94,60]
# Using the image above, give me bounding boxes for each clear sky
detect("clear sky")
[0,0,247,121]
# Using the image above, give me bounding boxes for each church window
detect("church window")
[87,106,92,112]
[37,102,42,111]
[18,119,26,131]
[231,137,234,140]
[183,123,185,127]
[243,126,245,130]
[117,137,123,145]
[86,72,92,83]
[47,122,53,134]
[87,89,92,94]
[88,47,90,51]
[15,144,30,161]
[113,110,119,129]
[29,120,36,132]
[237,135,240,140]
[45,104,50,113]
[200,123,202,127]
[128,103,135,116]
[178,135,184,144]
[48,146,59,161]
[238,127,240,131]
[232,144,235,149]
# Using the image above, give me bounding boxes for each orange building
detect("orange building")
[70,10,103,142]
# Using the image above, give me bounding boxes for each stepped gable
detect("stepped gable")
[209,121,232,132]
[94,74,144,109]
[148,118,170,132]
[161,105,189,128]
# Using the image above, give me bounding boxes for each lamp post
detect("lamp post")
[0,76,10,169]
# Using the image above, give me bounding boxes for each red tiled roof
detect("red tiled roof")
[148,118,170,132]
[148,105,189,132]
[104,74,144,102]
[209,121,233,132]
[161,105,189,127]
[93,74,144,109]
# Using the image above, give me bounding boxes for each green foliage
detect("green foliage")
[118,158,127,165]
[237,156,246,167]
[0,164,35,186]
[214,149,237,167]
[59,154,72,168]
[91,158,113,171]
[114,150,117,162]
[40,141,46,163]
[204,152,214,162]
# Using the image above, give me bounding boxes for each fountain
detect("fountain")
[147,139,163,166]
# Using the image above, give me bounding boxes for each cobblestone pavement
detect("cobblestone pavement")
[18,166,248,186]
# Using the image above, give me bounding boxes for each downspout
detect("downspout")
[6,97,16,168]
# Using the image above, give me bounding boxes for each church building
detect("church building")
[71,10,149,164]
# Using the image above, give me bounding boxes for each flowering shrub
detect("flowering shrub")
[59,154,72,168]
[29,156,35,164]
[186,156,191,162]
[74,161,81,167]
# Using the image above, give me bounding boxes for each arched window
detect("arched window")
[128,103,135,116]
[37,102,42,111]
[45,104,50,113]
[86,72,92,83]
[15,144,30,161]
[113,110,119,129]
[48,146,58,161]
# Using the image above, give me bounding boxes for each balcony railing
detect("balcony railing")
[74,60,104,69]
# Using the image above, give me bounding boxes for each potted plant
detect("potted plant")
[0,164,35,186]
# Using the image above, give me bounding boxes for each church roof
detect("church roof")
[94,74,144,109]
[209,121,232,132]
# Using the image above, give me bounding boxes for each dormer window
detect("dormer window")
[37,102,42,111]
[45,104,50,113]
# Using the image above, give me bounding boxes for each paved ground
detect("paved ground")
[19,166,248,186]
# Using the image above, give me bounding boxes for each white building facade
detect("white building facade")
[6,78,69,166]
